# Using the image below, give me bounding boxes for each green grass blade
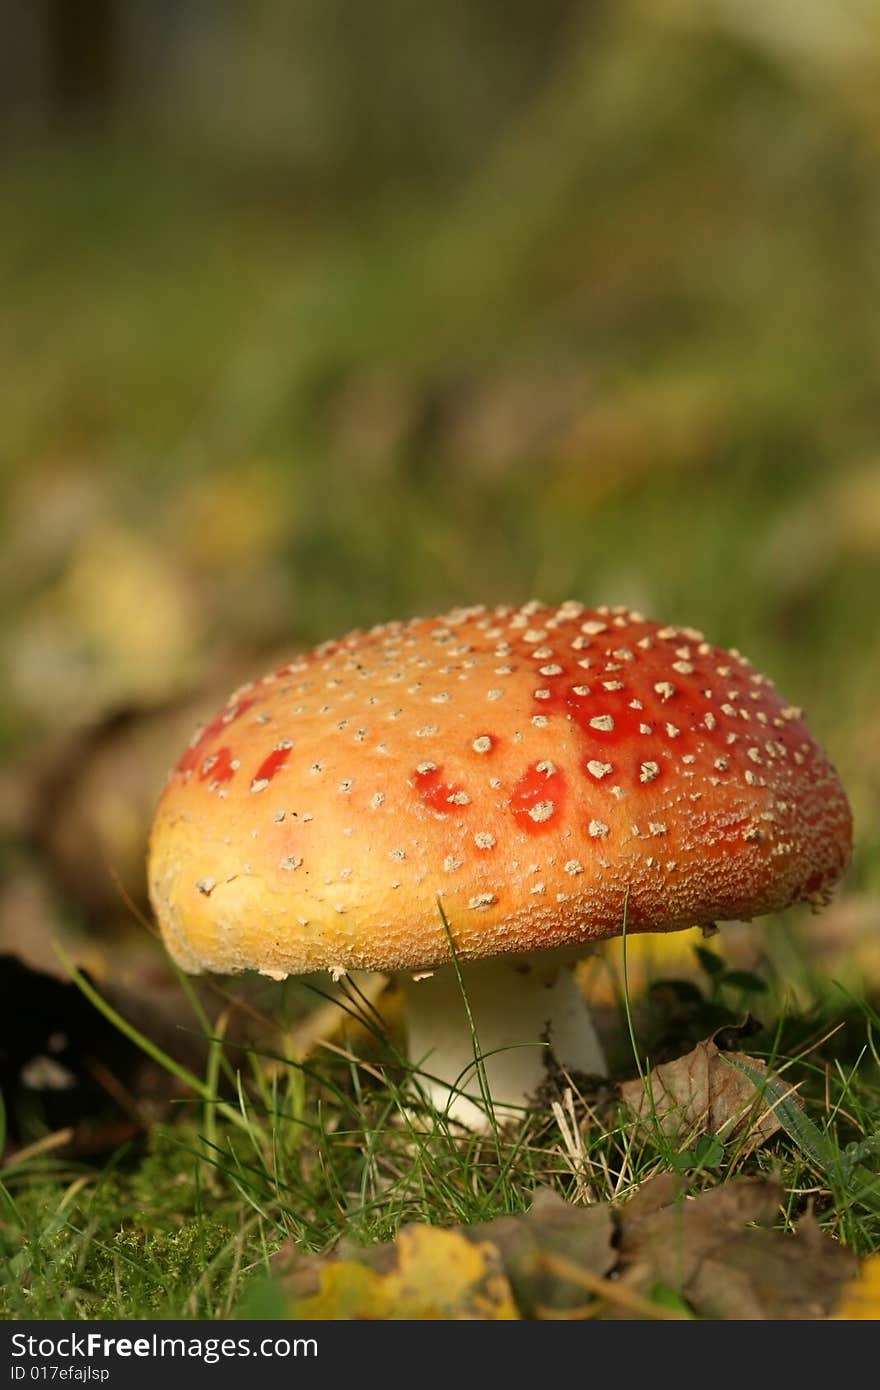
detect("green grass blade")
[53,943,257,1138]
[721,1054,837,1176]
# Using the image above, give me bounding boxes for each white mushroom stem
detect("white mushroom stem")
[402,954,607,1131]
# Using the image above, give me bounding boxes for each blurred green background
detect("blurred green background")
[1,0,879,984]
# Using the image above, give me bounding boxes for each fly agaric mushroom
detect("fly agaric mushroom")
[148,601,852,1129]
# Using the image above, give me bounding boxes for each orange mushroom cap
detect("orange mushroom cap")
[148,601,852,980]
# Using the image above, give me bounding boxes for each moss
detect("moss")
[0,1126,268,1318]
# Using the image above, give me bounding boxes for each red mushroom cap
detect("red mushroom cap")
[148,601,853,978]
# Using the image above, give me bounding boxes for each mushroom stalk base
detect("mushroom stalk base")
[402,954,607,1131]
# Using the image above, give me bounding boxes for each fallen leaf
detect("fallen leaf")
[619,1039,794,1154]
[274,1188,615,1321]
[269,1177,859,1320]
[283,1225,519,1320]
[833,1254,880,1319]
[616,1176,857,1320]
[468,1188,616,1317]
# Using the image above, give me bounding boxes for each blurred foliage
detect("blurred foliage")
[1,0,879,944]
[269,1177,858,1320]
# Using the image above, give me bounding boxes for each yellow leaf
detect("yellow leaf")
[834,1255,880,1319]
[287,1225,519,1320]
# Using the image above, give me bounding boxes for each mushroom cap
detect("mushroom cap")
[148,601,852,979]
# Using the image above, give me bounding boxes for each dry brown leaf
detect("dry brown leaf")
[468,1188,616,1317]
[616,1175,857,1320]
[619,1039,794,1152]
